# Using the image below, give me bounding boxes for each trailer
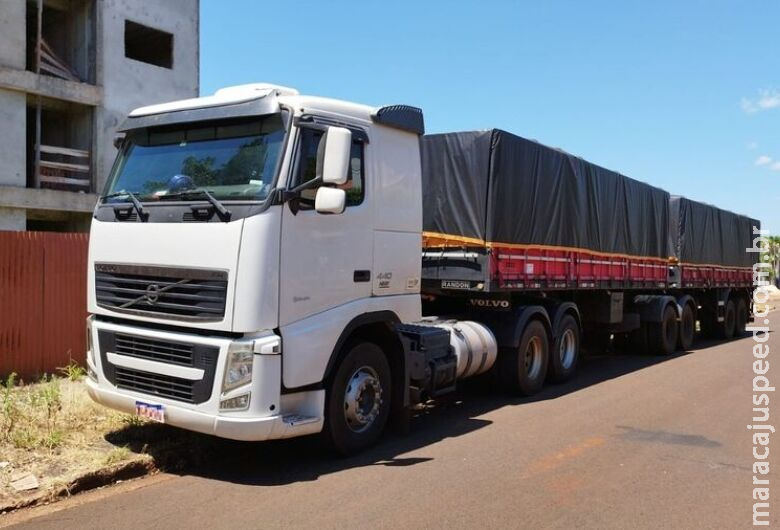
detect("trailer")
[421,128,757,359]
[420,129,671,292]
[84,84,760,454]
[669,195,759,339]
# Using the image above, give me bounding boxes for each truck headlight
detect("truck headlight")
[223,344,253,393]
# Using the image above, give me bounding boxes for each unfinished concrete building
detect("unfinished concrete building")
[0,0,199,231]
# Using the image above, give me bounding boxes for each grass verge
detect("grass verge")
[0,374,154,513]
[0,373,226,514]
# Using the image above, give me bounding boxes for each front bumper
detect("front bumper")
[85,378,289,440]
[87,318,324,441]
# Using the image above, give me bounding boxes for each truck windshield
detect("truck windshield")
[104,114,286,203]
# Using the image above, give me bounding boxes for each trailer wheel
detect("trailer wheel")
[548,315,580,383]
[497,320,549,395]
[646,304,678,355]
[735,298,749,337]
[677,303,695,351]
[323,341,392,456]
[718,300,736,339]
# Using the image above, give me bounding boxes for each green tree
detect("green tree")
[182,155,217,187]
[766,235,780,285]
[220,139,264,185]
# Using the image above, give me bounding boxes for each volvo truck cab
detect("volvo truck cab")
[86,84,453,453]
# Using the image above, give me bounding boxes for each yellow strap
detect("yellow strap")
[422,232,754,271]
[422,231,670,264]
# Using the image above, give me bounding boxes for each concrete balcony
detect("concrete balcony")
[0,66,102,107]
[0,185,98,213]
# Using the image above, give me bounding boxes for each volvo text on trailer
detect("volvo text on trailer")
[85,84,759,454]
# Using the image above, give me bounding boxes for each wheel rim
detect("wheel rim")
[524,336,543,379]
[559,329,576,370]
[343,366,383,433]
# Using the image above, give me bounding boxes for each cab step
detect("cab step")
[282,414,319,426]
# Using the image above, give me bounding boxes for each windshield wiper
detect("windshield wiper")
[101,191,148,222]
[162,189,232,222]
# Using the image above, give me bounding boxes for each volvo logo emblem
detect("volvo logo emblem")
[145,284,160,304]
[469,298,511,309]
[119,279,189,310]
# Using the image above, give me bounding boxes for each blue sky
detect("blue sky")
[201,0,779,231]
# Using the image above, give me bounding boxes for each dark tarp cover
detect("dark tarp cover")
[669,196,760,268]
[422,129,670,258]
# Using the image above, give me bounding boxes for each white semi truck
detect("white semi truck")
[85,83,756,454]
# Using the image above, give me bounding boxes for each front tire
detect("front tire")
[497,320,549,395]
[323,341,391,456]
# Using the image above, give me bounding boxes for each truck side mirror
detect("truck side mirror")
[317,127,351,185]
[315,187,346,215]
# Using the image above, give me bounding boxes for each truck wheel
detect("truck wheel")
[323,341,391,456]
[497,320,549,395]
[548,315,580,383]
[647,304,678,355]
[735,298,749,337]
[718,300,736,339]
[677,303,695,351]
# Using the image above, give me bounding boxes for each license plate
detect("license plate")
[135,401,165,423]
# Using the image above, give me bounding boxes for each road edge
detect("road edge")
[0,459,156,516]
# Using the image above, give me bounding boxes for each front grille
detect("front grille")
[115,367,195,402]
[115,333,194,366]
[95,263,228,321]
[98,330,219,404]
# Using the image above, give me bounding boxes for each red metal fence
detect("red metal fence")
[0,231,89,380]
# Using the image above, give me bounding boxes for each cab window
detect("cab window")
[294,128,364,209]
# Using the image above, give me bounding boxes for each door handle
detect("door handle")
[353,270,371,283]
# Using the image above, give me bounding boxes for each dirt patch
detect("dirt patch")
[0,374,240,514]
[0,375,156,513]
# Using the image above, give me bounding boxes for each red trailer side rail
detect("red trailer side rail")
[679,263,753,288]
[423,232,754,292]
[423,231,670,291]
[492,246,668,289]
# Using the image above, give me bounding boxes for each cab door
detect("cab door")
[278,124,372,326]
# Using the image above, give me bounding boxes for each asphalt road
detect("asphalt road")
[4,317,777,529]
